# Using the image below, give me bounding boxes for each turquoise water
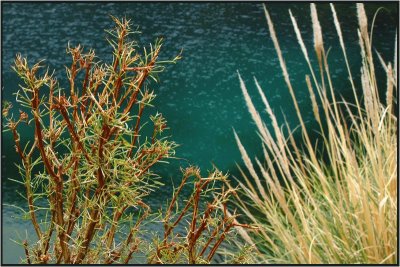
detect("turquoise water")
[1,2,397,264]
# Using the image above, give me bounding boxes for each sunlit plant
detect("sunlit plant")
[149,167,255,264]
[234,3,397,264]
[2,17,248,264]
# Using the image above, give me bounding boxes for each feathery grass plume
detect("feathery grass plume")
[361,65,378,134]
[358,29,366,58]
[234,131,268,201]
[310,4,324,66]
[253,79,292,179]
[263,5,316,164]
[305,75,320,124]
[253,79,283,147]
[330,4,343,50]
[237,72,269,142]
[234,4,398,264]
[289,7,332,125]
[289,10,310,65]
[289,9,325,108]
[357,3,377,90]
[357,3,369,44]
[263,5,291,88]
[375,50,397,93]
[289,9,322,93]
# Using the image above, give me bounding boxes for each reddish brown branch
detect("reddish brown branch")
[66,158,80,238]
[10,123,25,161]
[164,172,192,235]
[57,103,91,163]
[23,240,31,264]
[207,223,234,261]
[42,210,55,260]
[73,208,100,263]
[106,205,128,249]
[128,103,145,157]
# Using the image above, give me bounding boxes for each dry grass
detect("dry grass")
[233,3,397,264]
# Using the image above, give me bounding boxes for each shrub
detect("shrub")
[3,17,246,264]
[233,3,397,264]
[149,167,254,264]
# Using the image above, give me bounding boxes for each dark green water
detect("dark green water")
[1,2,397,264]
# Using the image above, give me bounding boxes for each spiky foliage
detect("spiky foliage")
[233,4,397,264]
[148,167,255,264]
[3,16,251,265]
[3,16,180,264]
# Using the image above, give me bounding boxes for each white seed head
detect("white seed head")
[310,3,324,62]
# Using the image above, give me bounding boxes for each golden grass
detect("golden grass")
[233,3,398,264]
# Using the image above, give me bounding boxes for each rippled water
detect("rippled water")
[1,2,397,263]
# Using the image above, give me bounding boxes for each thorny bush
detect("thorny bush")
[2,17,249,264]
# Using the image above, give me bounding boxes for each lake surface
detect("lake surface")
[1,2,397,264]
